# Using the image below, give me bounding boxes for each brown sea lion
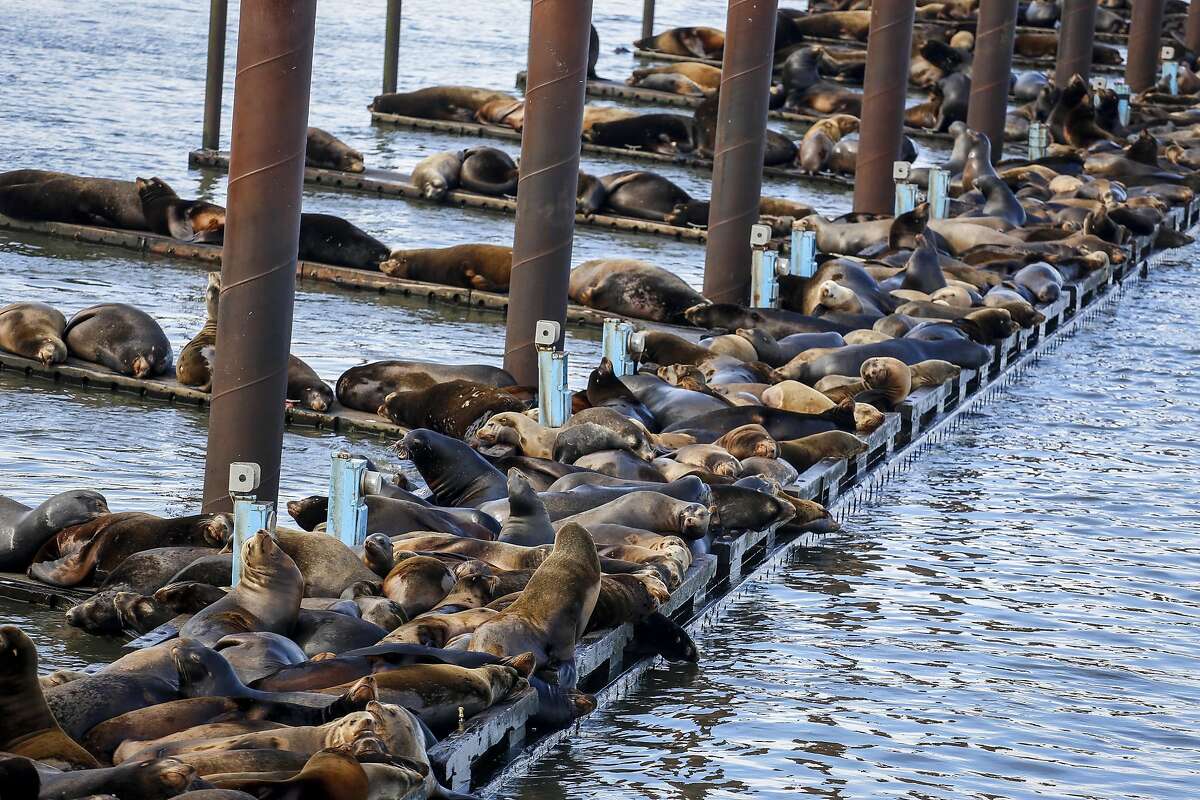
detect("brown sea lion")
[714,423,778,460]
[469,522,601,686]
[0,301,67,365]
[553,492,711,540]
[371,86,514,121]
[381,243,512,292]
[179,531,303,646]
[378,379,525,439]
[0,170,149,230]
[336,360,515,415]
[568,258,708,323]
[635,26,724,58]
[306,127,364,173]
[475,97,526,130]
[64,302,173,378]
[382,607,498,647]
[177,272,221,389]
[382,556,455,618]
[860,357,912,404]
[274,528,379,598]
[410,150,463,201]
[211,746,369,800]
[778,431,869,472]
[0,626,101,768]
[630,62,723,90]
[136,177,226,242]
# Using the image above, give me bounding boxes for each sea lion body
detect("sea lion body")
[382,556,455,619]
[778,337,992,384]
[136,177,226,242]
[380,379,525,439]
[410,150,463,201]
[372,86,514,121]
[0,489,108,572]
[64,303,172,378]
[779,431,869,472]
[0,301,67,365]
[398,428,509,507]
[381,243,513,292]
[569,259,708,323]
[634,27,724,58]
[459,146,519,196]
[0,171,148,230]
[554,492,711,540]
[306,127,364,172]
[177,272,221,389]
[585,114,694,155]
[336,360,514,414]
[600,170,693,224]
[287,355,333,412]
[297,213,389,270]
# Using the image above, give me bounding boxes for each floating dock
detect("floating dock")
[0,213,703,335]
[187,149,710,244]
[3,198,1190,793]
[368,110,859,188]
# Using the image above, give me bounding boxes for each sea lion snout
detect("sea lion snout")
[132,355,152,378]
[36,338,67,366]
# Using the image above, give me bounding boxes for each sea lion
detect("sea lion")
[777,338,992,383]
[1012,262,1064,303]
[179,531,303,646]
[306,127,365,172]
[30,512,230,588]
[787,10,873,41]
[297,213,390,270]
[136,177,226,242]
[156,581,229,613]
[0,489,108,572]
[177,272,221,389]
[554,492,711,540]
[64,303,172,378]
[382,556,455,618]
[909,359,961,389]
[209,746,369,800]
[474,412,556,459]
[569,259,708,323]
[215,632,309,685]
[381,243,513,292]
[286,355,334,412]
[290,610,386,657]
[634,26,724,58]
[397,428,509,507]
[38,757,200,799]
[762,380,835,414]
[577,170,608,215]
[371,86,514,120]
[336,360,514,414]
[584,573,663,631]
[0,626,101,768]
[469,523,601,686]
[693,93,797,164]
[714,423,778,460]
[860,357,912,404]
[976,174,1027,227]
[274,528,379,598]
[584,114,695,155]
[0,170,149,230]
[670,444,741,478]
[628,71,708,96]
[600,170,696,224]
[0,301,67,365]
[360,532,395,577]
[662,403,854,441]
[779,431,869,472]
[384,608,498,647]
[378,379,525,439]
[459,146,519,196]
[709,484,796,533]
[66,589,173,636]
[410,150,463,201]
[475,96,526,129]
[497,470,556,547]
[629,62,723,90]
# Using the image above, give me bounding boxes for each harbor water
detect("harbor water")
[1,2,1198,798]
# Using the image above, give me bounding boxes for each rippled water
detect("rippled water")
[504,256,1200,799]
[3,2,1198,798]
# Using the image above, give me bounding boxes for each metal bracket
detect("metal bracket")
[748,223,777,308]
[602,319,638,377]
[1112,81,1131,127]
[1027,122,1051,160]
[926,167,950,219]
[789,227,817,278]
[536,320,570,428]
[1160,46,1179,95]
[327,451,369,548]
[228,461,275,585]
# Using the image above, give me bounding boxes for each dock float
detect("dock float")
[368,111,859,189]
[187,149,709,244]
[1,206,1192,794]
[0,213,701,335]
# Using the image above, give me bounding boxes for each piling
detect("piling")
[383,0,402,95]
[201,0,317,513]
[852,0,916,215]
[1056,0,1098,86]
[641,0,656,41]
[702,0,779,305]
[967,0,1018,163]
[502,0,593,385]
[1188,0,1200,55]
[1126,0,1167,92]
[202,0,229,150]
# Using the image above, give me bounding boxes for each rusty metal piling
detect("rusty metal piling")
[1126,0,1167,92]
[201,0,316,512]
[852,0,916,215]
[202,0,228,150]
[967,0,1019,162]
[383,0,402,94]
[1056,0,1098,86]
[503,0,593,385]
[701,0,779,305]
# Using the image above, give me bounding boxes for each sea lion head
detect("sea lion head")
[35,336,67,366]
[682,302,752,331]
[853,402,886,433]
[480,663,524,701]
[133,758,197,794]
[134,176,178,202]
[242,530,298,587]
[113,591,162,631]
[65,593,123,634]
[299,384,333,412]
[1,626,39,678]
[338,147,366,174]
[474,412,526,449]
[860,357,911,400]
[327,711,378,747]
[362,533,395,578]
[637,612,699,663]
[677,502,712,540]
[202,513,233,547]
[420,175,448,200]
[39,489,110,532]
[818,280,858,312]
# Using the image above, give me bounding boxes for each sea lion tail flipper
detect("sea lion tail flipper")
[556,657,579,690]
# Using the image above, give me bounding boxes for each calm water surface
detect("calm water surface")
[2,3,1197,799]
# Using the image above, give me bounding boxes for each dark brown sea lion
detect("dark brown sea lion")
[634,26,725,58]
[568,258,708,323]
[714,423,778,460]
[29,512,230,588]
[215,632,309,685]
[306,127,364,173]
[779,431,869,472]
[630,62,723,90]
[379,379,525,439]
[709,484,796,533]
[459,146,519,196]
[410,150,463,201]
[469,523,601,686]
[0,626,101,768]
[584,573,662,632]
[599,170,696,224]
[787,10,873,42]
[274,528,380,598]
[38,757,200,799]
[297,213,390,270]
[776,338,992,383]
[210,746,369,800]
[177,272,221,389]
[336,360,515,414]
[554,492,711,540]
[371,86,514,121]
[290,610,387,657]
[381,243,513,292]
[179,531,303,646]
[64,302,173,378]
[382,556,455,619]
[0,489,108,572]
[397,428,509,508]
[287,355,334,412]
[0,170,149,230]
[584,114,695,155]
[0,301,67,365]
[136,177,226,243]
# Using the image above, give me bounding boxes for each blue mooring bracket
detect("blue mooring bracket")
[926,167,949,219]
[893,161,918,216]
[1161,50,1179,95]
[535,319,570,428]
[1112,81,1131,127]
[327,451,369,548]
[228,460,275,585]
[789,227,817,279]
[1027,122,1051,161]
[602,318,638,377]
[748,223,777,308]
